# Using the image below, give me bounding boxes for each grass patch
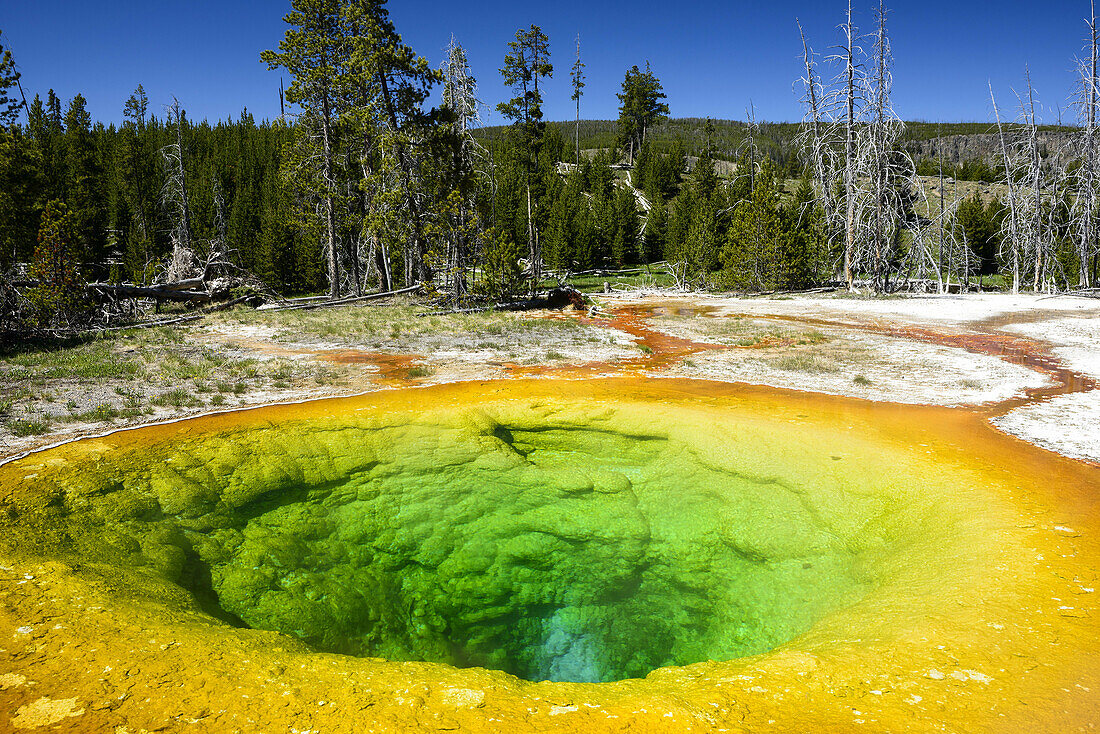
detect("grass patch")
[211,301,587,345]
[77,403,121,422]
[408,365,435,378]
[313,366,341,385]
[4,341,140,381]
[853,374,872,386]
[227,359,260,378]
[563,271,677,292]
[152,389,203,408]
[154,350,230,381]
[658,314,832,351]
[268,360,297,380]
[771,353,840,373]
[9,417,51,436]
[795,330,828,345]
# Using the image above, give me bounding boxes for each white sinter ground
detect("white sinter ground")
[991,314,1100,464]
[607,291,1100,463]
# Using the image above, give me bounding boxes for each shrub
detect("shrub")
[27,201,89,329]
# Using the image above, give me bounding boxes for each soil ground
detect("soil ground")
[3,290,1098,464]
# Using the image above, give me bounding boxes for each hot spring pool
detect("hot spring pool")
[2,378,1098,731]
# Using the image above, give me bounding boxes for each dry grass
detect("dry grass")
[656,314,829,349]
[212,299,583,344]
[769,352,841,373]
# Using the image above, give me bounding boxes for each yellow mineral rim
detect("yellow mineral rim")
[1,378,1098,732]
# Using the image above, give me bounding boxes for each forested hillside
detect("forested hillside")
[1,0,1099,335]
[0,91,312,290]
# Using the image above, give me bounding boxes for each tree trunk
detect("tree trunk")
[527,181,538,288]
[1084,0,1098,288]
[171,107,193,256]
[378,70,431,284]
[844,0,857,292]
[990,83,1020,294]
[320,91,340,299]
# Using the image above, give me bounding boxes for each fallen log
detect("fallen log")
[39,314,205,336]
[88,283,236,303]
[259,284,422,312]
[158,277,205,292]
[13,279,233,304]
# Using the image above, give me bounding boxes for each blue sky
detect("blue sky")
[0,0,1094,126]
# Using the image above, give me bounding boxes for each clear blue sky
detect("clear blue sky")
[0,0,1094,126]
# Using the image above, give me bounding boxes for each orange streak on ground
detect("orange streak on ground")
[318,349,428,384]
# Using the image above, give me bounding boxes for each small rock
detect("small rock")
[0,673,27,689]
[439,688,485,709]
[10,697,85,729]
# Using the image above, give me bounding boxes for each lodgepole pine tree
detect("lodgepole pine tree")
[262,0,346,298]
[498,25,552,285]
[571,34,585,167]
[616,63,668,166]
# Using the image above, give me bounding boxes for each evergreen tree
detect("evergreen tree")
[633,139,652,193]
[612,186,639,266]
[955,194,1003,276]
[642,199,666,264]
[0,126,40,269]
[119,86,159,281]
[27,91,65,202]
[346,0,440,286]
[262,0,348,297]
[570,35,585,167]
[721,163,821,290]
[0,30,25,129]
[496,24,552,284]
[616,63,668,165]
[693,153,718,200]
[0,33,39,269]
[478,227,524,299]
[28,200,88,327]
[497,25,552,131]
[63,94,105,270]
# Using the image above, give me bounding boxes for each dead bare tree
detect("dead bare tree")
[741,102,760,196]
[833,0,865,291]
[1073,0,1100,289]
[440,34,484,300]
[991,82,1022,293]
[796,19,843,268]
[798,1,920,293]
[160,99,197,283]
[1022,72,1048,291]
[862,0,917,293]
